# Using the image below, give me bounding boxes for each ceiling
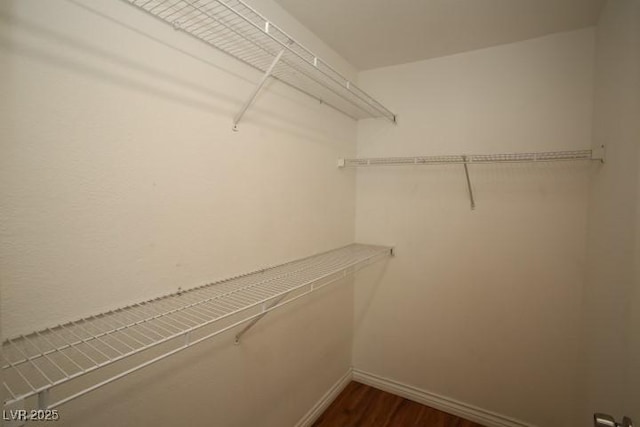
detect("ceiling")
[272,0,605,70]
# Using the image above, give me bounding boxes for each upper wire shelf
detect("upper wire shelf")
[2,243,392,411]
[123,0,396,124]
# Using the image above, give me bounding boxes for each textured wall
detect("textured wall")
[0,0,358,425]
[580,0,640,424]
[353,29,595,427]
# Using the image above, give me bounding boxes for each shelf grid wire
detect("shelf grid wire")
[123,0,395,122]
[2,244,391,410]
[341,149,597,167]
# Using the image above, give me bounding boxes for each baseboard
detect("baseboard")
[294,369,353,427]
[352,369,536,427]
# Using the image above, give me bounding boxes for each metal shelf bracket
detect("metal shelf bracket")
[38,390,49,410]
[234,293,288,344]
[462,155,476,210]
[233,49,285,131]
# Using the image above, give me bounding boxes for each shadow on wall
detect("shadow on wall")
[354,260,389,331]
[0,0,354,147]
[58,282,354,427]
[0,6,236,115]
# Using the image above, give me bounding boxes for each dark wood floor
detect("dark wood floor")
[312,382,485,427]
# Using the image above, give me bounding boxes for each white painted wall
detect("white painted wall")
[353,29,595,427]
[2,0,638,425]
[580,0,640,424]
[0,0,357,425]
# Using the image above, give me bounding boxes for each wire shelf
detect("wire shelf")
[2,244,392,410]
[339,149,599,168]
[338,148,604,210]
[123,0,396,122]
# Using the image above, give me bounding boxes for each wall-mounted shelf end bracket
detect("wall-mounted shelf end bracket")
[232,49,285,132]
[593,144,606,163]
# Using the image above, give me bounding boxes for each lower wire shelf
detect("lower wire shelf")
[2,243,392,411]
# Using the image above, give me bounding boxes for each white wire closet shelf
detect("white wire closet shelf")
[122,0,396,126]
[2,244,392,411]
[338,149,603,168]
[338,148,604,210]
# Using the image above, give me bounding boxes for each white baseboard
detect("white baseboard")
[295,367,536,427]
[294,369,353,427]
[352,369,536,427]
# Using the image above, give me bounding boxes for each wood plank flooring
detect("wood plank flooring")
[312,381,485,427]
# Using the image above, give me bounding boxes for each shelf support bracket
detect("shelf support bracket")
[38,390,50,410]
[233,49,285,131]
[234,292,289,344]
[462,155,476,210]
